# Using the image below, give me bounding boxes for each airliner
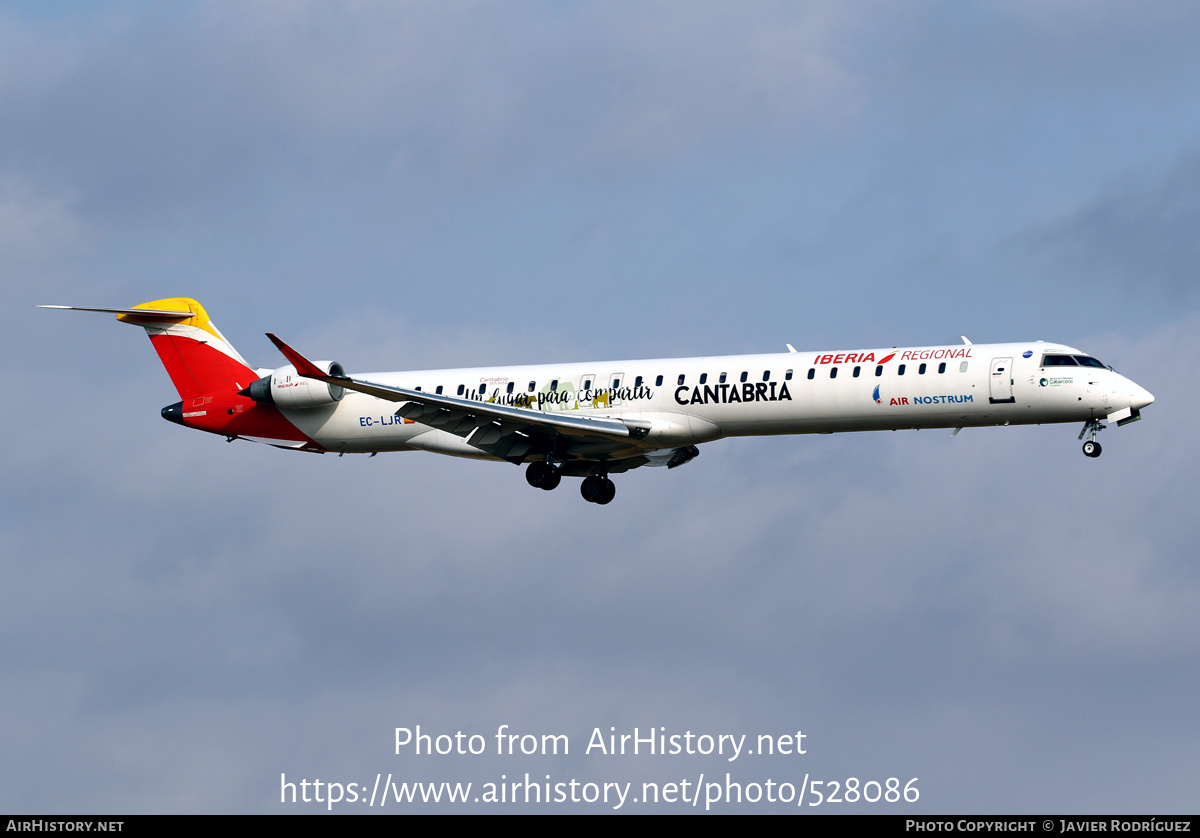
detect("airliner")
[41,298,1155,504]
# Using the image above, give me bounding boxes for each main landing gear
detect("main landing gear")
[1078,419,1103,458]
[580,475,616,505]
[525,460,561,490]
[526,461,616,504]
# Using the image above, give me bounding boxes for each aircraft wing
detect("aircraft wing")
[266,334,651,459]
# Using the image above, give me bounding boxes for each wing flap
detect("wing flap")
[470,423,505,447]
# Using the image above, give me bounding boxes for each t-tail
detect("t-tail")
[39,298,319,450]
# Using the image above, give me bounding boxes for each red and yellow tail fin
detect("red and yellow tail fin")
[39,298,257,400]
[40,298,321,448]
[116,298,257,400]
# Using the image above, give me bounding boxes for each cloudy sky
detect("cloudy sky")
[2,0,1198,813]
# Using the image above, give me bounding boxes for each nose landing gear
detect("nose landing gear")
[1078,419,1104,458]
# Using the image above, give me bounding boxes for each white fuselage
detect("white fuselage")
[278,340,1155,460]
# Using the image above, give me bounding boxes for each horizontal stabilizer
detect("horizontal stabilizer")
[38,305,193,322]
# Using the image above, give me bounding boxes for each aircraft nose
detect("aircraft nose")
[1130,383,1154,410]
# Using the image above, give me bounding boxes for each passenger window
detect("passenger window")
[415,386,422,392]
[875,365,883,377]
[655,375,663,386]
[853,366,861,378]
[678,374,686,386]
[807,368,815,380]
[830,367,838,379]
[612,378,621,388]
[634,376,642,388]
[785,369,793,380]
[959,362,968,373]
[550,379,558,392]
[762,370,771,381]
[436,385,444,395]
[528,381,535,392]
[719,372,727,384]
[506,382,514,394]
[699,373,707,384]
[479,384,487,395]
[938,363,946,374]
[898,364,906,376]
[740,371,748,383]
[457,384,465,395]
[919,363,926,375]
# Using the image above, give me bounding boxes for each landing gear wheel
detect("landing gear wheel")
[1078,419,1104,458]
[581,475,605,503]
[540,467,561,491]
[526,461,549,488]
[580,476,616,504]
[526,461,560,489]
[596,478,616,505]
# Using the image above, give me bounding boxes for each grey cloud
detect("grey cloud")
[1013,148,1200,311]
[0,3,867,218]
[0,178,86,276]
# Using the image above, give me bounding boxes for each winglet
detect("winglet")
[266,333,334,380]
[961,336,972,345]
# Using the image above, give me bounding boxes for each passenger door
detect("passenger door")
[989,357,1015,404]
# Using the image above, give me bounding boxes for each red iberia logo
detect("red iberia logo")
[811,351,896,365]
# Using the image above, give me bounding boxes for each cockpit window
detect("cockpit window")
[1074,355,1106,368]
[1041,354,1078,366]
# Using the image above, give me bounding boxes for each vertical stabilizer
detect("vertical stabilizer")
[117,298,256,400]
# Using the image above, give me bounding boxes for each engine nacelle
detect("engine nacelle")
[245,361,346,410]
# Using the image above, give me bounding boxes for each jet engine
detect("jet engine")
[244,362,346,410]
